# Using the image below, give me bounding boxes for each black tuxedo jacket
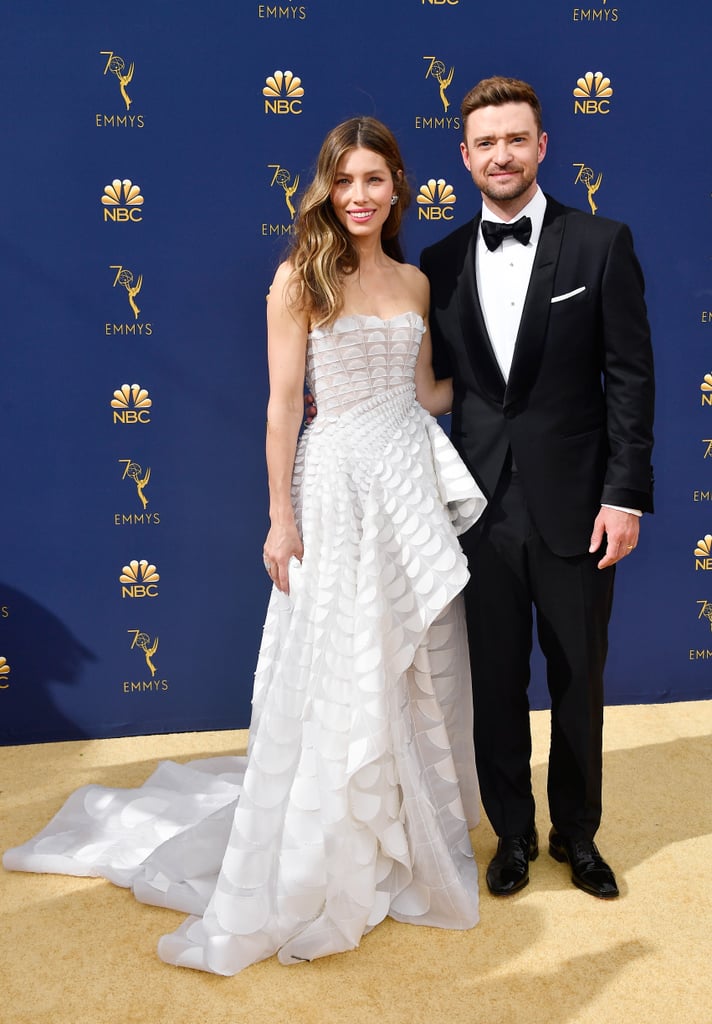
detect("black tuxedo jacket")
[421,195,655,557]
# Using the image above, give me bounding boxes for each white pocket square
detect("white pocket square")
[551,286,586,304]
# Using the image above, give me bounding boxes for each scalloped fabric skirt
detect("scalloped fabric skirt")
[4,386,486,975]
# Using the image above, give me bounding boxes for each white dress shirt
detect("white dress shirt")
[476,186,547,380]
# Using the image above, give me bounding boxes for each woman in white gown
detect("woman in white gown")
[3,117,486,975]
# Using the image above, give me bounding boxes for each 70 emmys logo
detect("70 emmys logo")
[111,265,142,319]
[263,70,304,115]
[128,629,159,673]
[424,56,454,113]
[573,164,603,215]
[698,601,712,630]
[573,71,613,115]
[269,165,299,220]
[101,51,134,110]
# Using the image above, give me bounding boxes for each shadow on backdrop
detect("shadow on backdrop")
[0,583,96,745]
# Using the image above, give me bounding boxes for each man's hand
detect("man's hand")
[304,391,317,425]
[589,507,640,569]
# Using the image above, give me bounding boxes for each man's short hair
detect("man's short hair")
[461,77,543,136]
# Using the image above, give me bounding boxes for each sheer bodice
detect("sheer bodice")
[306,311,422,415]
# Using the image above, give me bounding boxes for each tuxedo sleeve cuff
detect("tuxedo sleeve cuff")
[601,485,654,514]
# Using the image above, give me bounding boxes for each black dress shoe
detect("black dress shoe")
[548,830,619,899]
[486,827,539,895]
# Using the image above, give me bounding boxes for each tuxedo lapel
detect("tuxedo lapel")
[456,213,506,403]
[504,198,566,410]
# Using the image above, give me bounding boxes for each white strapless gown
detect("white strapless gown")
[4,312,486,975]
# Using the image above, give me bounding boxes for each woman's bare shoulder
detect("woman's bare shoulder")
[396,261,430,311]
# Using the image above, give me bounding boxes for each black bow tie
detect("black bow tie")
[481,215,532,251]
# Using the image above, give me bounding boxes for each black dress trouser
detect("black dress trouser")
[459,461,615,841]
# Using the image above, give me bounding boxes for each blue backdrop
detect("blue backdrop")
[1,0,710,744]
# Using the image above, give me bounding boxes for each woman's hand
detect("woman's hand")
[263,522,303,594]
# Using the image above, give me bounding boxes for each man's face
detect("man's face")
[460,102,547,215]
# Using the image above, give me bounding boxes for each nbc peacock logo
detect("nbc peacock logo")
[573,71,613,115]
[263,70,304,115]
[112,384,152,424]
[0,657,10,690]
[102,179,144,222]
[701,374,712,407]
[417,179,457,222]
[694,536,712,571]
[120,559,160,598]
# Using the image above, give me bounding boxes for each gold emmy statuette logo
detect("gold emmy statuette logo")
[0,657,10,690]
[120,459,151,508]
[573,164,603,215]
[128,629,159,674]
[698,601,712,630]
[112,384,152,424]
[424,56,454,113]
[102,179,144,222]
[701,373,712,407]
[694,535,712,570]
[101,51,134,110]
[120,559,160,598]
[263,71,304,115]
[417,179,457,222]
[573,71,613,115]
[111,265,143,319]
[269,165,300,220]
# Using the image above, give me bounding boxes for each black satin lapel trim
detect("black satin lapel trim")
[457,214,506,403]
[504,201,566,410]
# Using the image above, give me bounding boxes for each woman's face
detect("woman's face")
[329,147,398,242]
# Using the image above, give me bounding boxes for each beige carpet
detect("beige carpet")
[1,701,710,1024]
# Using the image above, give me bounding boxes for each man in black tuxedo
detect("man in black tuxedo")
[421,77,654,899]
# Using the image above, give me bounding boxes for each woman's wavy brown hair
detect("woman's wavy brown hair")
[286,117,411,327]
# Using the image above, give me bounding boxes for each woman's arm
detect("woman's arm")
[263,262,309,594]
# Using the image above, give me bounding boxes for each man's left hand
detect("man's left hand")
[589,507,640,569]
